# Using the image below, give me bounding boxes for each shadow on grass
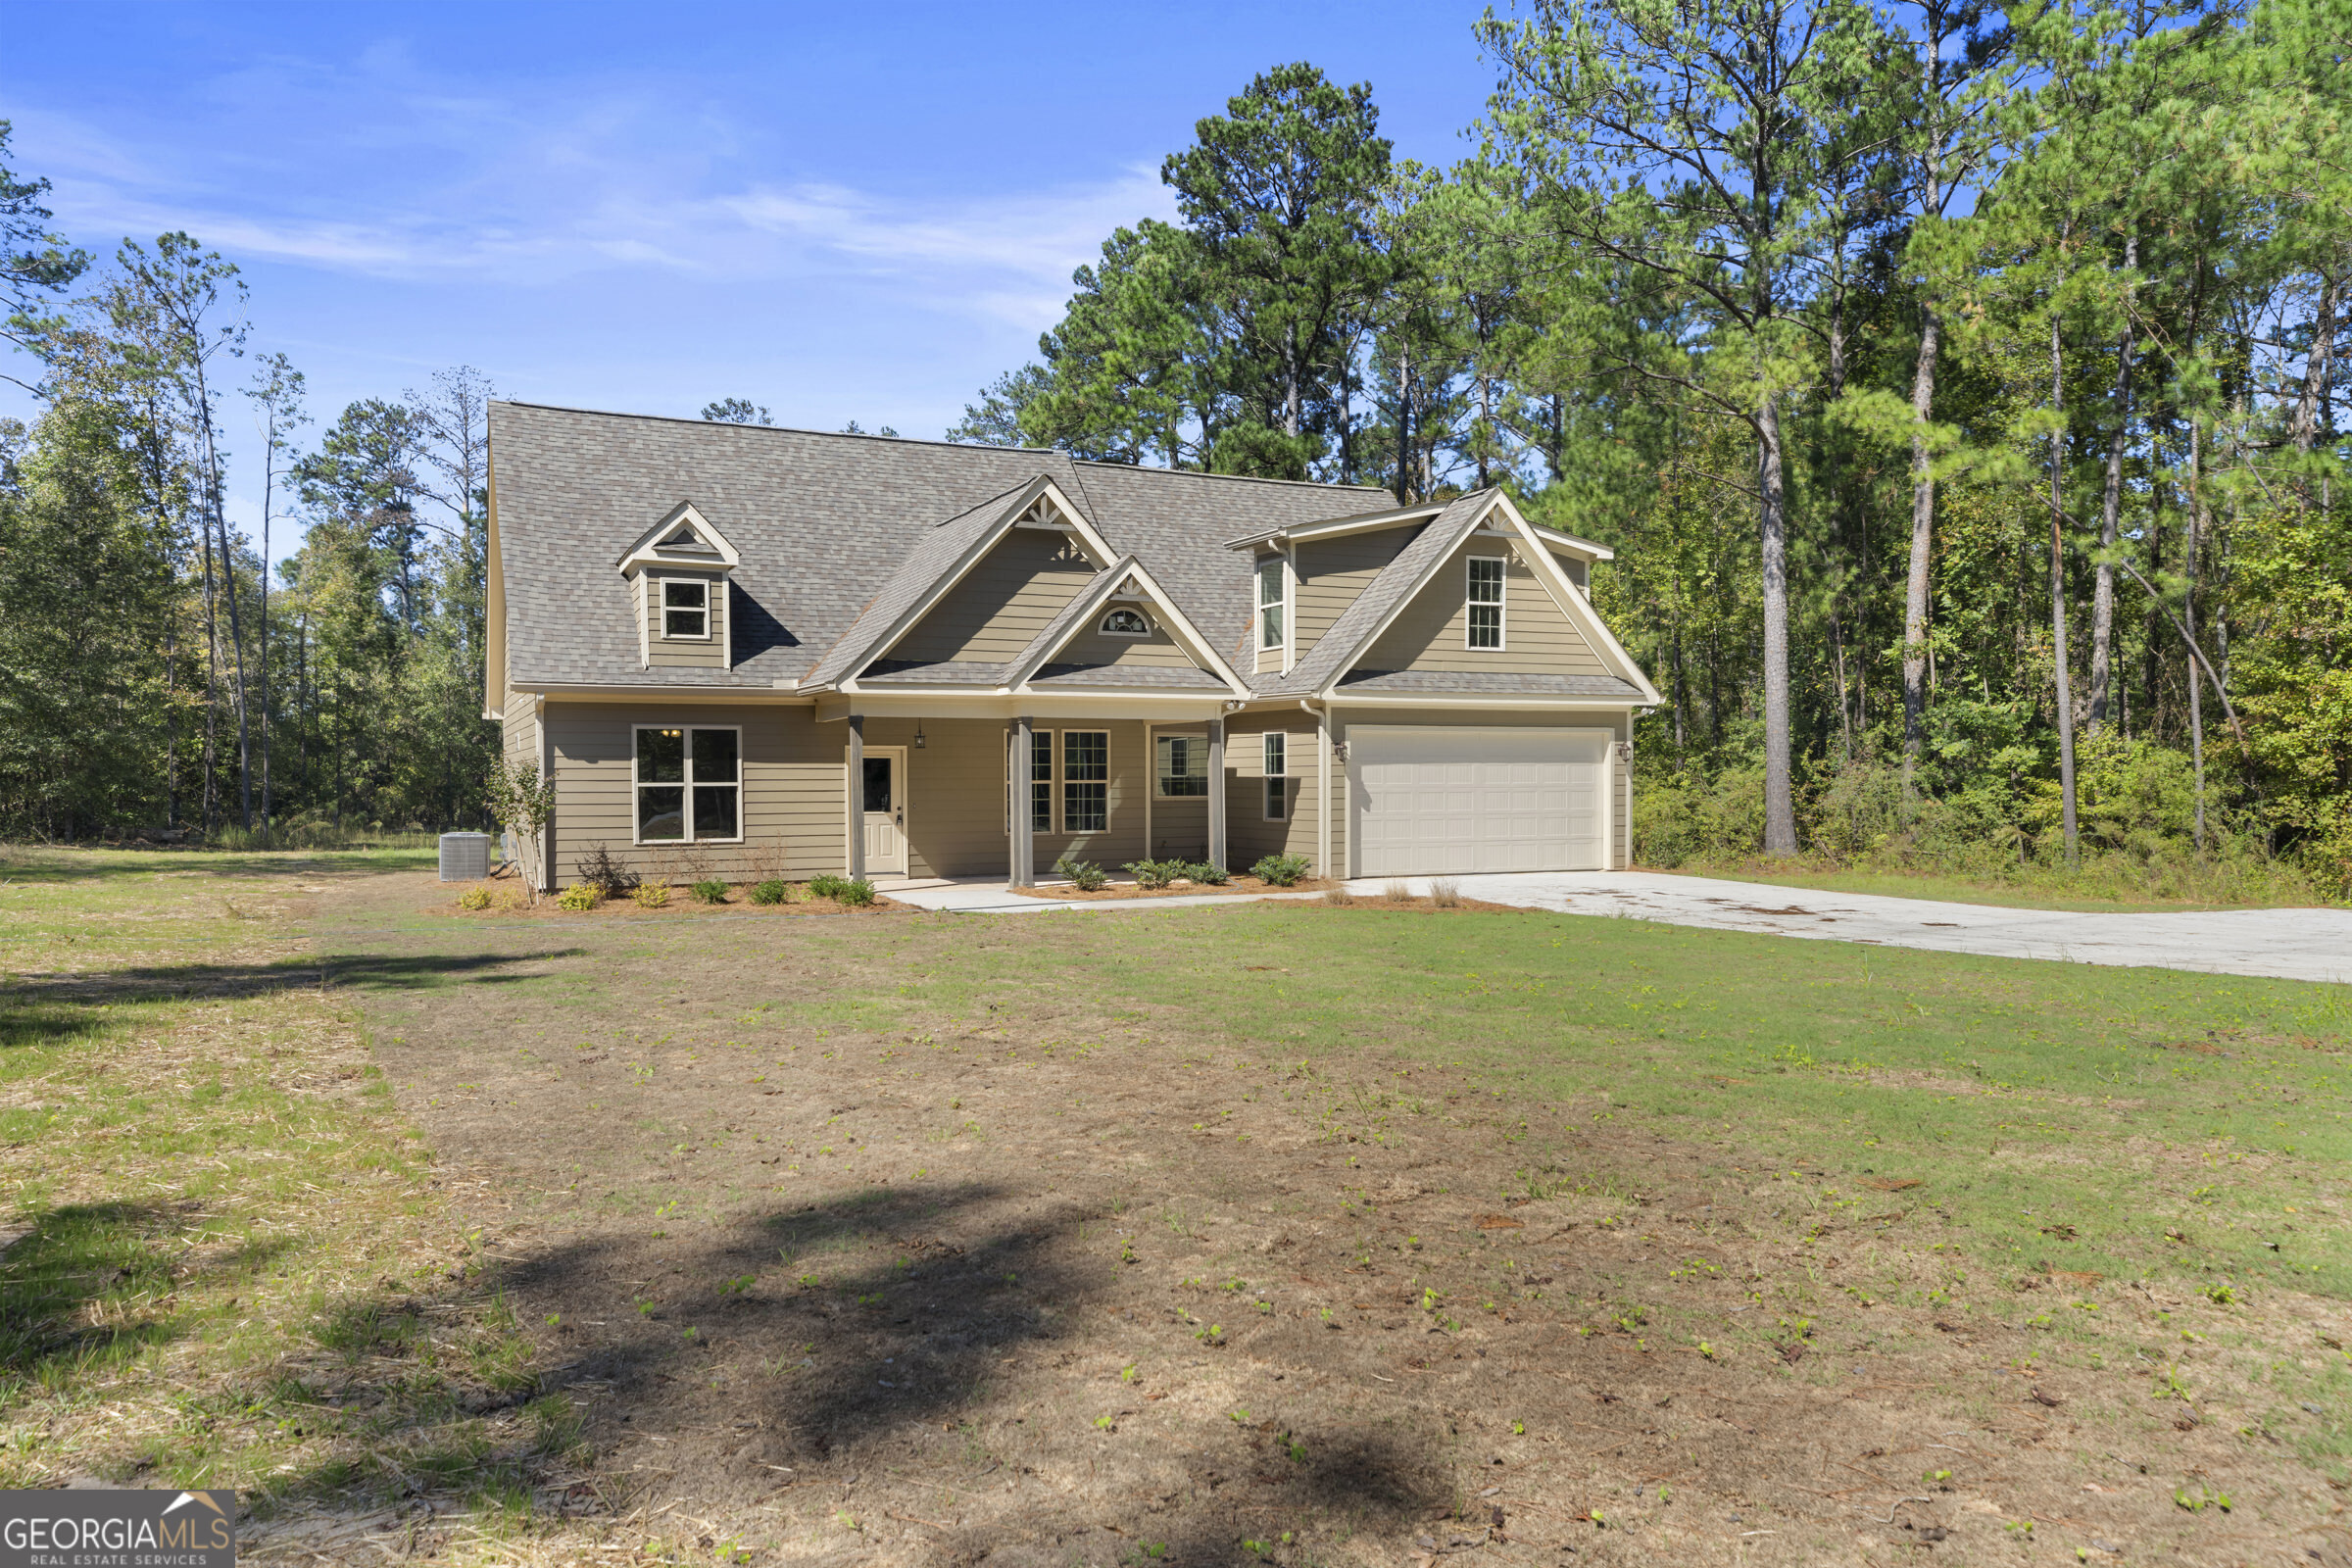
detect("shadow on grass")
[0,845,440,882]
[235,1182,1452,1551]
[0,950,587,1045]
[0,1201,294,1404]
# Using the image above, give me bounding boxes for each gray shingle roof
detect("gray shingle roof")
[491,402,1392,692]
[858,661,1007,687]
[1335,669,1646,698]
[1030,663,1228,690]
[1261,490,1496,697]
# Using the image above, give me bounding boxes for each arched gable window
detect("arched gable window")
[1100,608,1151,637]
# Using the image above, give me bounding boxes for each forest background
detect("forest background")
[2,0,2345,897]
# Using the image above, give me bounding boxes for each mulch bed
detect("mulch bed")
[1011,874,1333,900]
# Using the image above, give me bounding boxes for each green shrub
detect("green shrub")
[807,873,876,906]
[1250,853,1313,887]
[1186,860,1230,886]
[631,883,671,909]
[556,884,600,911]
[1123,858,1187,890]
[1054,857,1108,892]
[456,885,492,910]
[689,877,729,905]
[750,878,790,906]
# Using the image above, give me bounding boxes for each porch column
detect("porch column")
[846,714,865,879]
[1316,705,1333,882]
[1206,716,1227,870]
[1010,714,1035,888]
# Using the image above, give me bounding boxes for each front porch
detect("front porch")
[836,712,1233,886]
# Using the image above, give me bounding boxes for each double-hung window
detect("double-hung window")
[635,726,740,842]
[1156,734,1207,797]
[662,579,710,639]
[1062,730,1108,833]
[1256,557,1286,651]
[1466,557,1505,649]
[1262,732,1288,821]
[1029,729,1054,832]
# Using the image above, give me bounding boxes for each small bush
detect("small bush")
[573,841,640,896]
[457,885,492,910]
[750,878,790,906]
[1323,887,1354,906]
[1187,860,1230,886]
[556,884,600,912]
[1054,857,1108,892]
[1124,858,1187,890]
[807,873,876,906]
[1429,877,1462,907]
[1251,853,1313,887]
[1382,880,1414,903]
[631,883,671,909]
[689,877,730,906]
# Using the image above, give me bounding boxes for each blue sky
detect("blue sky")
[5,1,1502,555]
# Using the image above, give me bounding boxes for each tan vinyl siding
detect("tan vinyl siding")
[1018,719,1156,875]
[1222,711,1337,876]
[501,688,538,770]
[644,569,730,669]
[1549,551,1592,590]
[885,528,1097,665]
[1356,538,1606,676]
[1294,526,1414,656]
[543,702,839,886]
[1614,711,1632,869]
[1054,612,1201,670]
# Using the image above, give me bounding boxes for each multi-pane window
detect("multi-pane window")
[662,579,710,639]
[1156,734,1207,797]
[1062,730,1108,832]
[1262,732,1288,821]
[635,726,740,842]
[1101,608,1151,636]
[1256,558,1286,650]
[1466,557,1505,649]
[1030,729,1054,832]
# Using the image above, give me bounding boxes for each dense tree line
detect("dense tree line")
[0,121,497,841]
[951,0,2350,892]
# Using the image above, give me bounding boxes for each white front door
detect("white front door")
[1348,726,1608,877]
[860,746,908,876]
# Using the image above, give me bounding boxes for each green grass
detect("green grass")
[0,844,563,1514]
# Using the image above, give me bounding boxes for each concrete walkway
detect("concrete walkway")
[879,872,2349,986]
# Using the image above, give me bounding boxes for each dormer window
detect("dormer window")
[662,579,709,639]
[1101,608,1150,637]
[1256,558,1285,650]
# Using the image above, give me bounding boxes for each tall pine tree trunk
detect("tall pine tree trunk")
[1758,391,1795,855]
[2185,419,2207,851]
[1901,303,1940,792]
[2050,312,2080,862]
[2088,234,2137,732]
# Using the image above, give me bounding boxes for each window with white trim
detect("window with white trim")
[1466,556,1505,649]
[635,725,740,842]
[662,579,710,639]
[1030,728,1054,832]
[1156,734,1207,797]
[1262,732,1288,821]
[1101,608,1151,637]
[1062,730,1108,833]
[1256,558,1285,650]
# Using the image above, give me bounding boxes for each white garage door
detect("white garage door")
[1349,726,1608,877]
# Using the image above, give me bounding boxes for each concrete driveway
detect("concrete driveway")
[1362,870,2352,986]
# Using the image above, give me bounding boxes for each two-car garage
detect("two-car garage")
[1348,725,1613,877]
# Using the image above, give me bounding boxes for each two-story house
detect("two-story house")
[484,402,1659,890]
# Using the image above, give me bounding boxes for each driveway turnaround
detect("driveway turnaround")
[885,871,2349,985]
[1359,870,2352,986]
